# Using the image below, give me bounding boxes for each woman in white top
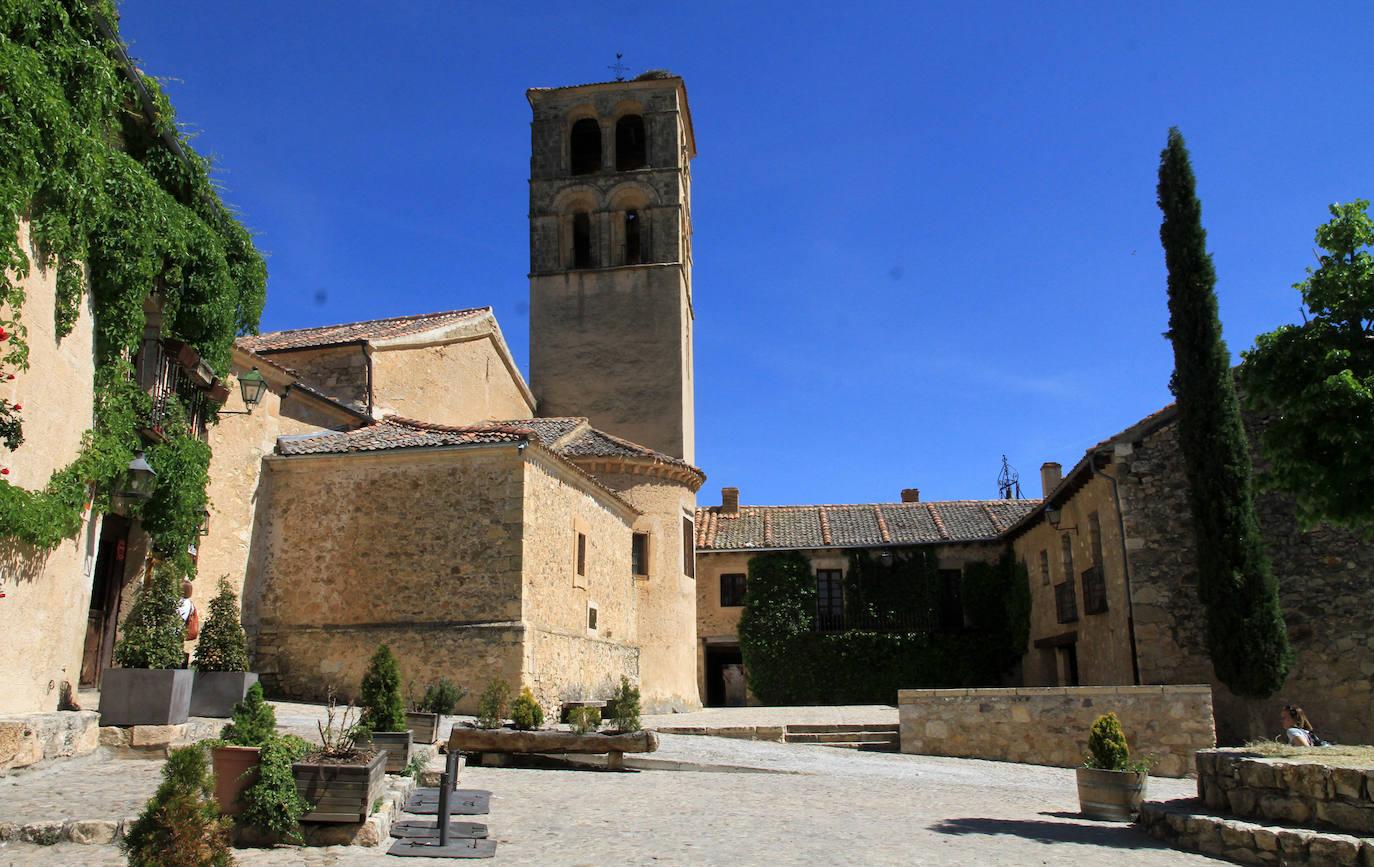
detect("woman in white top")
[1280,705,1317,746]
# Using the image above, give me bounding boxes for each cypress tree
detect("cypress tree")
[1157,128,1292,697]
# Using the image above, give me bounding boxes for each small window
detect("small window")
[587,602,599,632]
[572,213,592,269]
[720,573,746,607]
[816,569,844,629]
[1088,512,1104,567]
[576,532,587,577]
[616,114,646,170]
[624,210,642,264]
[682,517,694,577]
[1060,534,1074,581]
[632,533,649,578]
[570,118,600,175]
[1039,550,1050,586]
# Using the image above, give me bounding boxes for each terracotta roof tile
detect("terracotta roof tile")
[276,417,531,456]
[696,500,1041,551]
[239,308,490,353]
[492,418,702,477]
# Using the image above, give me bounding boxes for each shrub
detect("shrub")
[511,687,543,731]
[418,679,467,715]
[238,734,311,844]
[220,682,275,747]
[476,678,511,729]
[358,644,406,733]
[568,705,601,734]
[192,577,249,672]
[113,565,186,669]
[608,676,640,733]
[311,689,363,760]
[121,745,232,866]
[1085,713,1131,771]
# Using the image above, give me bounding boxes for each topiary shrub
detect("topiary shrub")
[358,644,405,733]
[113,565,186,669]
[476,678,511,729]
[192,577,249,672]
[1085,713,1131,771]
[417,679,467,715]
[608,676,641,733]
[568,705,601,734]
[121,744,232,866]
[511,687,543,731]
[220,682,275,747]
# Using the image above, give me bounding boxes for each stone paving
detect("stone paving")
[0,703,1222,864]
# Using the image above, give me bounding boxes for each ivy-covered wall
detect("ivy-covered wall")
[736,549,1030,705]
[0,2,265,576]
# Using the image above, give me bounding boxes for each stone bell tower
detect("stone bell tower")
[527,73,695,463]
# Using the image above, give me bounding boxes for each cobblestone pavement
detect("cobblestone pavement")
[0,731,1218,865]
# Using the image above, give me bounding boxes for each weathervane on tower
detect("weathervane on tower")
[608,53,628,81]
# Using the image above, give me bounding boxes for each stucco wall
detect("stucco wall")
[0,222,101,713]
[1013,474,1138,688]
[247,445,527,703]
[371,337,533,426]
[898,685,1215,778]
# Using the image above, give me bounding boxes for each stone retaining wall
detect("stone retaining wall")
[0,710,100,773]
[1196,749,1374,835]
[1140,798,1372,865]
[898,684,1214,778]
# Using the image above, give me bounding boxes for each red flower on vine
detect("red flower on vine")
[11,405,19,411]
[1,469,8,475]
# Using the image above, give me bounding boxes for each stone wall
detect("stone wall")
[0,220,101,714]
[1196,749,1374,835]
[525,626,638,713]
[254,345,369,412]
[1114,414,1374,745]
[370,332,534,426]
[898,685,1215,778]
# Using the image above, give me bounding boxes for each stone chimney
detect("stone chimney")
[1040,462,1062,498]
[721,487,739,515]
[900,488,920,503]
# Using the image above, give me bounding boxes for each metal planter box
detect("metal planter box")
[97,668,194,726]
[189,671,259,718]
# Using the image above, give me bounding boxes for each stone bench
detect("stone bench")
[447,726,657,770]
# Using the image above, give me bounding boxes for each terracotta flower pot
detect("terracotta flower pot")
[212,745,261,816]
[1076,766,1148,821]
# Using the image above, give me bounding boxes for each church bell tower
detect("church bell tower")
[527,73,695,463]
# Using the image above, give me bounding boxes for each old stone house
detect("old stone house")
[693,486,1039,705]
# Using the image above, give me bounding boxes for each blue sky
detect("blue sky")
[117,1,1374,507]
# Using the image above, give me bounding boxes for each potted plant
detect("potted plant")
[352,644,412,773]
[511,686,544,731]
[606,675,641,733]
[237,732,312,843]
[98,565,193,726]
[210,682,275,817]
[121,744,233,865]
[406,679,466,745]
[190,577,258,717]
[292,693,386,824]
[476,677,512,729]
[1076,712,1151,821]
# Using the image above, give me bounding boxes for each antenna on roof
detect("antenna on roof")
[997,455,1022,500]
[608,53,629,81]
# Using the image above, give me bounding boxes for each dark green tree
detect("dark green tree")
[112,564,185,669]
[192,577,249,672]
[358,643,406,733]
[121,745,232,866]
[1158,128,1292,697]
[1238,200,1374,534]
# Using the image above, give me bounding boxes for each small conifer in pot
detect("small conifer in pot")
[193,577,249,672]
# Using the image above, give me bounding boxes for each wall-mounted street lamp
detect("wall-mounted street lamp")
[217,367,268,416]
[1045,505,1077,534]
[119,451,157,501]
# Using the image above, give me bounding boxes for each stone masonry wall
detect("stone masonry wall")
[255,345,369,412]
[370,336,533,427]
[1196,749,1374,836]
[1114,413,1374,745]
[898,685,1215,778]
[525,626,638,714]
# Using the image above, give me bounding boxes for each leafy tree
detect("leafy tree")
[113,564,186,669]
[357,643,406,733]
[192,577,249,672]
[1158,127,1292,697]
[121,745,232,866]
[1239,200,1374,533]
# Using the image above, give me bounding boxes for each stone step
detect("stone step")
[811,740,901,752]
[1139,798,1374,866]
[783,731,900,744]
[784,724,898,734]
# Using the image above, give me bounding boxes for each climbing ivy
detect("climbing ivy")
[0,1,265,564]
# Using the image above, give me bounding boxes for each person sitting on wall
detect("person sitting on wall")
[1279,705,1325,746]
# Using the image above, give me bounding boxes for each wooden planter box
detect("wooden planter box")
[97,668,194,726]
[406,711,441,745]
[189,671,259,718]
[293,751,386,824]
[212,745,261,816]
[355,730,412,773]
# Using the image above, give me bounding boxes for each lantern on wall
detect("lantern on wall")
[119,451,157,501]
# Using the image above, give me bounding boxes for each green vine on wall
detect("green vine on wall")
[0,1,265,565]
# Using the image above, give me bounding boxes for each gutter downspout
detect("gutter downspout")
[1089,452,1142,685]
[363,343,375,419]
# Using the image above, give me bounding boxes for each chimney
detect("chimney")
[1040,462,1062,498]
[721,487,739,515]
[900,488,920,503]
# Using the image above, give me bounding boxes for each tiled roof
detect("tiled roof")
[276,418,531,456]
[695,500,1041,551]
[239,308,490,353]
[492,418,701,473]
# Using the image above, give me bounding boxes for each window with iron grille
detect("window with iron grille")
[1081,565,1109,615]
[1054,581,1078,624]
[1039,550,1050,585]
[1060,533,1074,582]
[816,569,844,630]
[682,517,694,578]
[631,533,649,578]
[576,532,586,577]
[719,573,746,607]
